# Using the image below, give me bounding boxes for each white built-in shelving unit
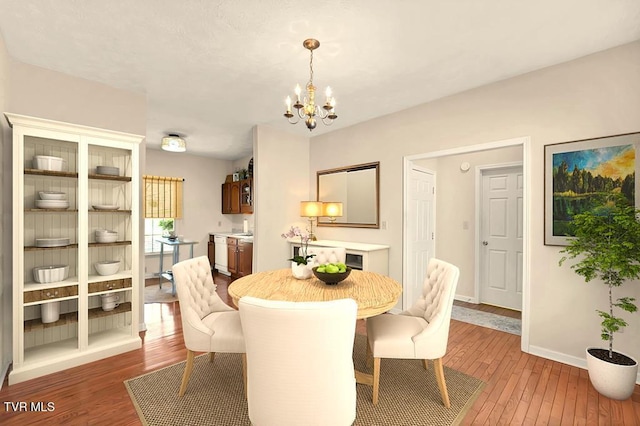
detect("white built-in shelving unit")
[7,113,144,384]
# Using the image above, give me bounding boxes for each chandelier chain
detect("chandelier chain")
[308,49,314,87]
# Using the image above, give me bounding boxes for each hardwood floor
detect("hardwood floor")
[1,275,638,425]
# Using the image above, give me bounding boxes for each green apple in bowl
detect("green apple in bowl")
[312,263,352,285]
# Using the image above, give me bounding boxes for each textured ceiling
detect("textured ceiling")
[0,1,639,159]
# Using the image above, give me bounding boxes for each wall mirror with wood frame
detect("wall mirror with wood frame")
[317,161,380,228]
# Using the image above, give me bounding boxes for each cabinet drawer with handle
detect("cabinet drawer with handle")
[24,285,79,303]
[88,278,132,293]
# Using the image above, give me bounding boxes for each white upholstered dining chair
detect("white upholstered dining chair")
[172,256,246,397]
[307,246,347,265]
[366,258,460,407]
[239,296,357,426]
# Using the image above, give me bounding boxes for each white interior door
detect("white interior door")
[406,166,435,307]
[480,166,523,311]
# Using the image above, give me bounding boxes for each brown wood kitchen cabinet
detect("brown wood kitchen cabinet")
[222,181,241,214]
[222,178,252,214]
[227,237,253,278]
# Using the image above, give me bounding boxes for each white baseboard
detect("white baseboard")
[529,345,640,385]
[454,294,477,303]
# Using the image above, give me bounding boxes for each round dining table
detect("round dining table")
[228,268,402,388]
[228,268,402,320]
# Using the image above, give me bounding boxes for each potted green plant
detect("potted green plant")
[159,218,175,238]
[559,198,640,400]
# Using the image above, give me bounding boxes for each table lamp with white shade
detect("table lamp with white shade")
[300,201,323,240]
[322,202,343,222]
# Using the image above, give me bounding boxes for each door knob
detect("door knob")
[482,241,488,246]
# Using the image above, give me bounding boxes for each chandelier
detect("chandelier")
[284,39,337,131]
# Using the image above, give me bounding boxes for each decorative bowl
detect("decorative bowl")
[33,155,66,171]
[94,260,120,276]
[312,266,352,285]
[33,265,69,283]
[39,191,67,200]
[95,230,118,243]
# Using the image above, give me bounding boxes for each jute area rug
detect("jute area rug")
[125,335,484,426]
[144,283,178,304]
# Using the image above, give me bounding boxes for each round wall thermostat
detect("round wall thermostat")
[460,162,471,172]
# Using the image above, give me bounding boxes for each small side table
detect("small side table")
[156,237,199,296]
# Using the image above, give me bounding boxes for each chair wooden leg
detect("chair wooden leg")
[366,336,373,368]
[433,357,450,408]
[242,353,248,399]
[178,349,196,397]
[209,352,215,363]
[422,359,429,370]
[372,357,381,405]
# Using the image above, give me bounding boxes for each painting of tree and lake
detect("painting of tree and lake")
[552,143,635,239]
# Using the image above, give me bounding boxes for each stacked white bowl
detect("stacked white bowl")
[95,229,118,243]
[33,155,66,171]
[35,191,69,209]
[95,260,120,276]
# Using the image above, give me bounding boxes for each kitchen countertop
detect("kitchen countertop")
[210,231,253,242]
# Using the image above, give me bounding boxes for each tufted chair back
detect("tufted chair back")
[239,297,357,426]
[173,256,238,349]
[401,258,460,358]
[365,257,459,407]
[307,247,347,266]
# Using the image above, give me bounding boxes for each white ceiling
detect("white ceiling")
[0,1,638,160]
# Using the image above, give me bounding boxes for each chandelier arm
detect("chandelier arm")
[321,116,336,126]
[296,108,308,120]
[287,115,300,125]
[315,105,329,119]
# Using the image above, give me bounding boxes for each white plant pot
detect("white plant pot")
[291,262,312,280]
[586,347,638,400]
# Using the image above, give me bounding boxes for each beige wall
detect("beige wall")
[308,41,640,370]
[253,125,310,272]
[144,149,235,276]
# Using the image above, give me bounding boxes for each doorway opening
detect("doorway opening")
[403,136,531,352]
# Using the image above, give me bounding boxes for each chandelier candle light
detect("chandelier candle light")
[284,39,337,131]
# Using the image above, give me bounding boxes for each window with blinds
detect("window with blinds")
[143,175,183,218]
[143,175,183,254]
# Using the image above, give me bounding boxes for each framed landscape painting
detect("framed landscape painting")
[544,132,639,246]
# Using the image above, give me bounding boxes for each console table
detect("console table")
[156,237,199,296]
[289,239,390,275]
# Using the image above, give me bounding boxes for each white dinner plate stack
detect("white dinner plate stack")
[35,191,69,209]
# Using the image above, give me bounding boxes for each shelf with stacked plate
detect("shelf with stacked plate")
[7,112,143,385]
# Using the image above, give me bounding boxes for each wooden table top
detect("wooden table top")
[228,268,402,319]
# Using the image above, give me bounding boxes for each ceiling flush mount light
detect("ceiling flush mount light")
[161,134,186,152]
[284,39,337,131]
